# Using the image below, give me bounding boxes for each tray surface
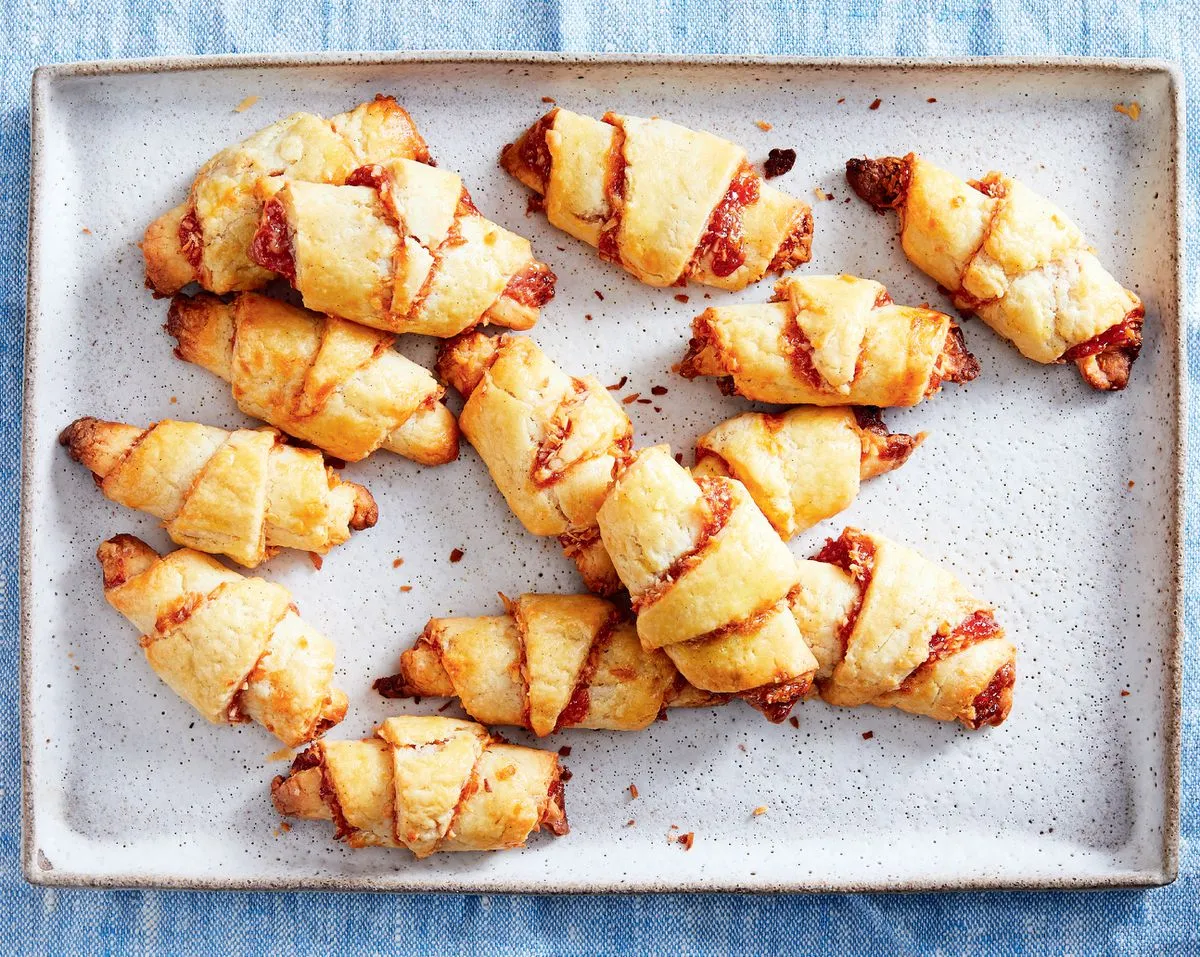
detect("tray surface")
[21,53,1184,892]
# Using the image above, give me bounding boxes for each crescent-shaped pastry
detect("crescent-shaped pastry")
[501,108,813,290]
[62,418,377,567]
[271,715,568,857]
[437,332,632,595]
[790,528,1016,728]
[679,275,979,406]
[375,593,723,734]
[97,534,347,746]
[846,153,1144,391]
[142,96,431,295]
[249,161,556,337]
[693,407,924,539]
[167,292,458,465]
[595,445,819,721]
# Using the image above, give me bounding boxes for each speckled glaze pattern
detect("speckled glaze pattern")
[21,54,1184,893]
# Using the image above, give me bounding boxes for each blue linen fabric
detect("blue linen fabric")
[1,1,1196,953]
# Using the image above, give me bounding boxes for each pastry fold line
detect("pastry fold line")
[680,275,979,407]
[249,160,555,337]
[501,107,813,290]
[693,406,924,539]
[62,417,376,567]
[375,592,725,734]
[142,96,431,296]
[438,332,631,594]
[596,445,819,721]
[271,715,568,856]
[846,153,1143,391]
[791,527,1016,729]
[97,534,347,746]
[167,292,458,465]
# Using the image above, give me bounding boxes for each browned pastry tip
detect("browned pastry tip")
[1065,308,1144,392]
[845,154,913,210]
[853,408,927,481]
[349,486,380,531]
[270,750,329,819]
[936,322,982,385]
[436,331,502,398]
[96,533,159,590]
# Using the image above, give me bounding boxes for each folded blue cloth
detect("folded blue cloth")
[1,2,1195,953]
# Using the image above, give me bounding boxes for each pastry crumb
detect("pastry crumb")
[169,396,177,404]
[437,700,453,712]
[392,557,404,568]
[651,386,668,396]
[738,743,746,752]
[279,821,291,833]
[308,552,323,571]
[558,745,572,757]
[626,819,636,827]
[764,148,796,179]
[234,95,259,113]
[607,375,628,391]
[585,314,594,321]
[674,294,689,304]
[1127,480,1135,489]
[674,452,684,465]
[1114,101,1141,121]
[622,392,641,405]
[755,120,773,131]
[400,585,413,593]
[789,716,799,729]
[752,805,768,817]
[449,548,464,563]
[594,290,605,300]
[267,747,293,761]
[541,95,556,104]
[927,97,938,103]
[869,98,882,110]
[837,97,846,104]
[862,730,874,740]
[629,783,639,799]
[677,832,695,850]
[81,227,92,234]
[560,768,573,782]
[1121,689,1131,697]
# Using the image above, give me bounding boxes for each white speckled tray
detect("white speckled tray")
[21,53,1184,892]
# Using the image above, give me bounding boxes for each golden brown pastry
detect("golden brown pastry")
[846,153,1144,391]
[375,593,723,734]
[680,275,979,406]
[97,534,347,746]
[693,407,924,539]
[62,418,377,567]
[167,292,458,465]
[271,715,568,857]
[791,528,1016,729]
[437,332,632,594]
[595,445,818,721]
[501,108,813,290]
[143,96,431,296]
[249,161,555,337]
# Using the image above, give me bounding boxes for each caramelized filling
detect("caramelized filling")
[248,198,297,282]
[1059,309,1144,364]
[780,318,826,392]
[632,478,734,613]
[502,261,557,308]
[812,530,876,656]
[178,207,203,271]
[969,661,1016,728]
[691,163,761,278]
[596,121,628,266]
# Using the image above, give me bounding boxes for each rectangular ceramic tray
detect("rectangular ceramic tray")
[22,53,1185,892]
